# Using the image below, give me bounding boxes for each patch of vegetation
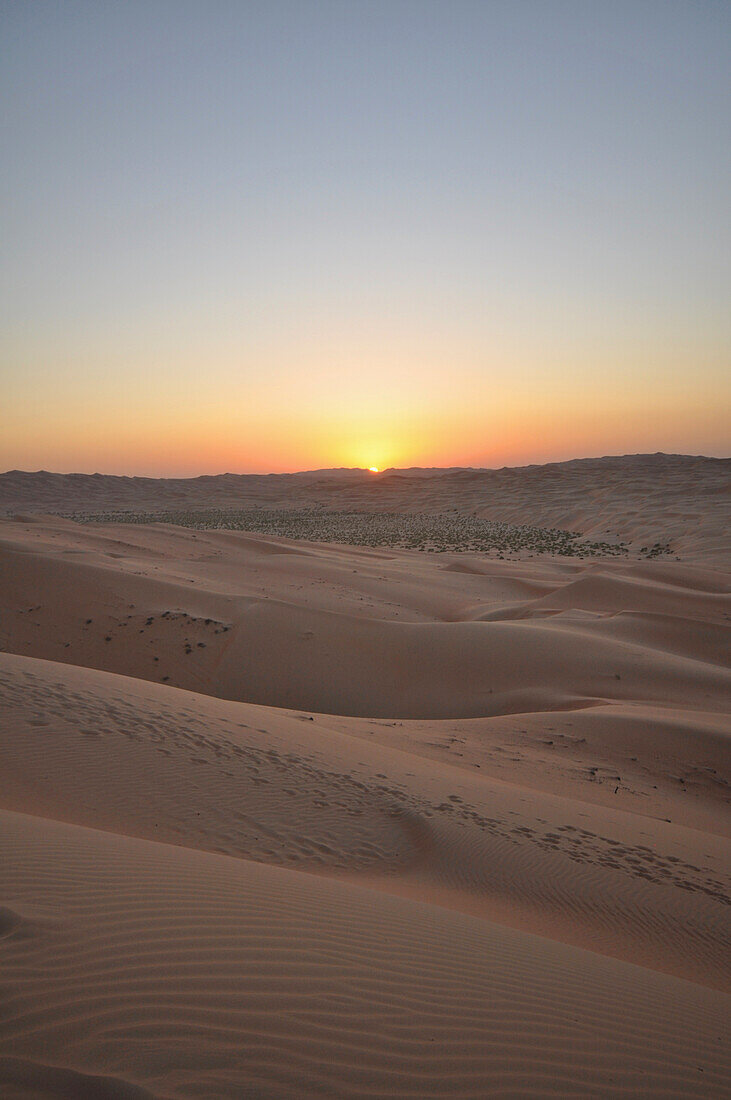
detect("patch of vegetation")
[70,508,631,558]
[639,542,673,558]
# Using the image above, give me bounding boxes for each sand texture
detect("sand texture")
[0,455,729,1097]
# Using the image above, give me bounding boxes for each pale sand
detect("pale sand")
[0,455,729,1097]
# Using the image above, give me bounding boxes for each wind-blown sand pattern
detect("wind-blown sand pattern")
[0,455,729,1097]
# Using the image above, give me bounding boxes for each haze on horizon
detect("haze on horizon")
[2,0,729,478]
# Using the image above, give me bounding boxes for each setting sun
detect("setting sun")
[1,4,729,1095]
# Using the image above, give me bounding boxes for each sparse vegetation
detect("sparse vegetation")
[640,542,672,558]
[70,508,632,557]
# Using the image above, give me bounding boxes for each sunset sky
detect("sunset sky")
[2,0,729,475]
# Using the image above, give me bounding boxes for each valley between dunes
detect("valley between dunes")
[0,456,729,1098]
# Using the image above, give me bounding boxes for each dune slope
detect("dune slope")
[2,806,729,1099]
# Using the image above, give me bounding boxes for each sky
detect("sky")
[1,0,729,475]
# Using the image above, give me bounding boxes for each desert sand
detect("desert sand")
[0,454,729,1097]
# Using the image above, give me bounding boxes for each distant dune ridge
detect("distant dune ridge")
[1,452,729,559]
[0,453,729,1097]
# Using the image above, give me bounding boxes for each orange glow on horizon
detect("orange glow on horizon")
[3,3,730,483]
[2,357,729,477]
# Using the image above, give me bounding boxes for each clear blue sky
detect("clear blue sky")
[2,0,729,474]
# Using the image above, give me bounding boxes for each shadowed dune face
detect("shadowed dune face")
[0,458,729,1098]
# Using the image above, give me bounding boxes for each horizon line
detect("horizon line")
[2,450,729,482]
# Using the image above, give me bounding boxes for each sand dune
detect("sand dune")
[1,652,728,990]
[3,807,729,1099]
[1,518,728,720]
[0,458,729,1096]
[1,452,729,560]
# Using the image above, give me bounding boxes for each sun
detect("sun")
[368,466,379,473]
